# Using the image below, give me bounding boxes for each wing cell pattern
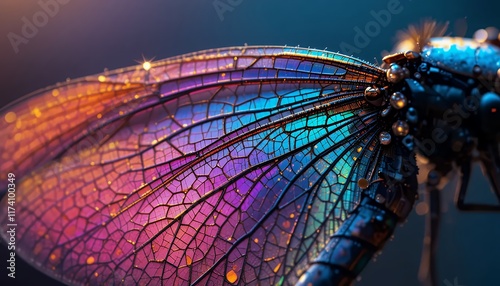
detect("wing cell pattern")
[0,46,386,285]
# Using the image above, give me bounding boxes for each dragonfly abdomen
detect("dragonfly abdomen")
[296,196,399,286]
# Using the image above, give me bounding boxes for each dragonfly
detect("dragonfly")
[0,23,499,286]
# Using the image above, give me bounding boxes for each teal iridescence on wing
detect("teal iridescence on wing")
[0,46,386,285]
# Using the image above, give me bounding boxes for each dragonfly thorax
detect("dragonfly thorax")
[378,39,500,173]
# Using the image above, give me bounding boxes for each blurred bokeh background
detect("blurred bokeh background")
[0,0,499,285]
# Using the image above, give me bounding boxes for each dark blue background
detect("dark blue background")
[0,0,499,285]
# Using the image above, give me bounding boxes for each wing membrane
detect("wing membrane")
[0,46,386,285]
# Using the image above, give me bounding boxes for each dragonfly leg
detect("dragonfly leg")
[478,142,500,208]
[418,170,441,286]
[455,159,500,211]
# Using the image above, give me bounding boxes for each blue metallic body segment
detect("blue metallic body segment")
[296,196,399,286]
[422,38,500,92]
[295,135,418,285]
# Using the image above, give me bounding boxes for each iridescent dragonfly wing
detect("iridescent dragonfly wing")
[0,46,386,285]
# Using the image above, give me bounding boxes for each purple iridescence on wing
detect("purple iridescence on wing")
[0,46,386,285]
